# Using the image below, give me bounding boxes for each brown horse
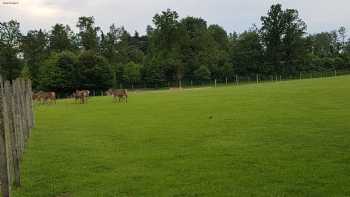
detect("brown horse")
[107,89,128,103]
[33,91,56,104]
[73,90,89,104]
[32,91,41,102]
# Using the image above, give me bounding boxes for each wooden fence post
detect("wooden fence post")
[4,81,20,187]
[0,77,10,197]
[0,77,33,196]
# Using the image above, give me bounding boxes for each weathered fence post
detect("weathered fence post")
[0,77,33,196]
[0,77,10,197]
[4,81,21,188]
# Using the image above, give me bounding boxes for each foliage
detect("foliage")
[21,29,49,85]
[1,4,350,90]
[231,30,264,75]
[49,24,77,52]
[123,61,142,85]
[194,66,211,80]
[0,20,23,80]
[260,4,307,74]
[77,16,100,51]
[78,50,113,90]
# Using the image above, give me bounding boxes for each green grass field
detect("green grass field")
[13,76,350,197]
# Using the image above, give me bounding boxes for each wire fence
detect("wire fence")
[45,69,350,98]
[0,77,34,197]
[115,69,350,91]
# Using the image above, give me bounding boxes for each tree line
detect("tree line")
[1,4,350,93]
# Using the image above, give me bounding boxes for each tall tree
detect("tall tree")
[21,29,48,85]
[78,51,112,90]
[0,20,22,80]
[49,24,76,52]
[309,32,338,58]
[146,9,185,82]
[231,30,264,75]
[38,51,79,92]
[123,61,142,88]
[77,16,100,51]
[100,24,121,63]
[180,17,209,79]
[207,24,231,79]
[260,4,307,74]
[338,26,347,53]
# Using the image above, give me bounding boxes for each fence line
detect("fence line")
[107,69,350,91]
[0,78,34,197]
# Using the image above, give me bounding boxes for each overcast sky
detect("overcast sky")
[0,0,349,36]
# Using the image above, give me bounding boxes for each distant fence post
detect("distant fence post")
[214,79,217,88]
[256,74,259,84]
[235,75,239,85]
[225,77,228,85]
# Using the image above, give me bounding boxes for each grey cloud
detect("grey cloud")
[0,0,349,35]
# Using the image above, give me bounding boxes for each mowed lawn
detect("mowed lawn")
[14,76,350,197]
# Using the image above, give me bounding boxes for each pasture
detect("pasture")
[13,76,350,197]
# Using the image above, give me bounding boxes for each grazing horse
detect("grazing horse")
[33,91,56,104]
[73,90,89,104]
[107,89,128,103]
[32,91,41,102]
